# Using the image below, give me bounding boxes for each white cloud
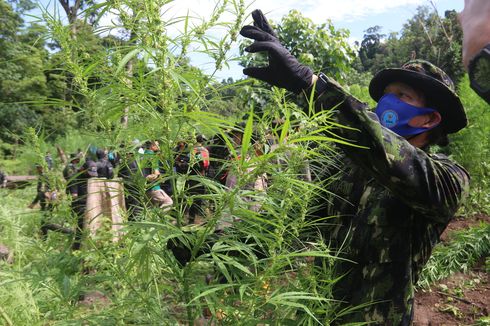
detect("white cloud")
[70,0,450,79]
[95,0,444,39]
[162,0,426,24]
[245,0,433,23]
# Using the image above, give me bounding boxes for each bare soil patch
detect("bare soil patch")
[440,214,490,242]
[414,215,490,325]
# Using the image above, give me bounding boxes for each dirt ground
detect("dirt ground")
[413,215,490,326]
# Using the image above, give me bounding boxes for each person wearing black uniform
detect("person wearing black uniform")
[95,149,114,179]
[187,135,210,223]
[118,150,145,221]
[28,165,55,237]
[71,159,98,250]
[63,153,81,197]
[0,169,7,188]
[174,141,190,174]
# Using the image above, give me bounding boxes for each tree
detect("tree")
[0,0,79,145]
[355,6,464,84]
[6,0,35,13]
[0,1,48,142]
[57,0,97,36]
[398,6,463,81]
[358,26,385,72]
[277,10,355,81]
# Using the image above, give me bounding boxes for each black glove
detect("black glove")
[240,9,313,94]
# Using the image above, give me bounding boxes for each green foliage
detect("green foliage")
[417,222,490,288]
[358,25,385,72]
[6,0,35,13]
[276,10,355,81]
[343,62,373,88]
[240,9,355,82]
[0,1,350,324]
[346,84,376,108]
[356,6,464,84]
[0,0,77,146]
[238,9,356,115]
[402,7,463,81]
[476,317,490,326]
[449,75,490,215]
[0,105,38,144]
[1,1,484,324]
[0,103,343,323]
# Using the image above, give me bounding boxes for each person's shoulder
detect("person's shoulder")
[428,153,464,166]
[428,153,450,161]
[429,152,471,180]
[428,152,463,168]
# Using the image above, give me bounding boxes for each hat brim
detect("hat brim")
[369,69,467,134]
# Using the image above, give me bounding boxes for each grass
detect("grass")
[449,75,490,216]
[1,1,489,324]
[0,130,339,324]
[417,222,490,289]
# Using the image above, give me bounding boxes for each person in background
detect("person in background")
[0,168,7,188]
[77,148,84,161]
[240,10,469,324]
[143,140,173,211]
[174,141,190,174]
[71,159,98,250]
[85,147,124,243]
[118,145,145,221]
[45,152,54,170]
[187,135,210,224]
[29,164,73,238]
[95,149,114,179]
[63,153,84,248]
[28,164,54,237]
[108,146,122,168]
[458,0,490,103]
[207,133,232,186]
[63,153,81,197]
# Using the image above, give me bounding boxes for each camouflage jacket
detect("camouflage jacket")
[312,87,470,325]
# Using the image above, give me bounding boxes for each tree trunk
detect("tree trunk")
[58,0,82,38]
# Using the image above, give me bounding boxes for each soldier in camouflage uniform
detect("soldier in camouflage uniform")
[240,10,470,325]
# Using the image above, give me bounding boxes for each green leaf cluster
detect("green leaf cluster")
[356,6,464,84]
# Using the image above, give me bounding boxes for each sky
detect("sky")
[32,0,464,80]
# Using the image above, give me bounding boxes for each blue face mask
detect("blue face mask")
[375,93,437,137]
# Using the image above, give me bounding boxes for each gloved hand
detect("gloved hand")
[240,9,313,94]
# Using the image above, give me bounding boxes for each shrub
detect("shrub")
[449,75,490,215]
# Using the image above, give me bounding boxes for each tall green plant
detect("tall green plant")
[0,2,348,324]
[450,75,490,215]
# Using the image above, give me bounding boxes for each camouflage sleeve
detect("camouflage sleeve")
[313,83,470,223]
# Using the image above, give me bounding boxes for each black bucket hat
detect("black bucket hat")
[369,60,467,134]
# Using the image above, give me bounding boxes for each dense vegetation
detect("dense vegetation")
[0,0,488,324]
